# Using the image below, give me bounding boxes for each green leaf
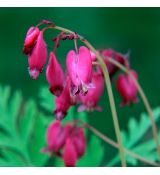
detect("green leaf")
[29,113,51,166]
[77,135,104,167]
[0,85,51,167]
[126,107,160,148]
[19,100,37,143]
[107,107,160,166]
[39,86,54,113]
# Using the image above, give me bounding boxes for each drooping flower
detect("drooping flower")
[78,72,104,112]
[43,120,86,167]
[45,121,66,153]
[101,49,126,77]
[28,31,47,79]
[116,70,138,106]
[63,138,77,167]
[72,128,86,158]
[54,77,74,120]
[23,26,40,55]
[66,46,93,95]
[46,52,65,96]
[90,50,97,61]
[63,127,86,167]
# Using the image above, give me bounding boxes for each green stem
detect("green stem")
[73,119,160,167]
[53,25,126,166]
[45,23,159,165]
[107,57,160,156]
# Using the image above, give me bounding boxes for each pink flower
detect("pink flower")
[28,31,47,79]
[23,26,40,55]
[72,128,86,158]
[90,50,97,61]
[45,121,67,153]
[46,52,65,96]
[54,78,74,120]
[78,72,104,112]
[66,46,93,95]
[101,49,125,77]
[43,120,86,167]
[116,70,138,106]
[63,127,86,167]
[63,138,77,167]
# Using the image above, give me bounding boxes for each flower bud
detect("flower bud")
[23,26,40,55]
[63,138,77,167]
[46,52,65,96]
[66,46,93,95]
[78,72,104,112]
[116,70,138,106]
[28,31,47,79]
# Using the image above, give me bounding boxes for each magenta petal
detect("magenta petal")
[63,139,77,167]
[66,46,93,95]
[23,26,40,55]
[46,52,64,96]
[116,70,138,106]
[79,72,104,111]
[28,31,47,79]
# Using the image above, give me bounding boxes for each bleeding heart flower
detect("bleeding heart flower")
[78,72,104,112]
[54,77,74,120]
[90,50,97,61]
[46,52,65,96]
[66,46,93,95]
[28,31,47,79]
[45,121,67,153]
[23,26,40,55]
[116,70,138,106]
[101,49,126,77]
[43,120,86,167]
[72,128,86,158]
[63,138,77,167]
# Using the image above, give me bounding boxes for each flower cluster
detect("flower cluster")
[23,20,140,167]
[23,23,138,121]
[43,121,86,167]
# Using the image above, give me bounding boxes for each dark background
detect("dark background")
[0,8,160,164]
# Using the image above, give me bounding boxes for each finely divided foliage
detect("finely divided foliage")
[0,85,159,166]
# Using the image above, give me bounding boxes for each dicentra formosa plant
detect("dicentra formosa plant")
[22,19,160,167]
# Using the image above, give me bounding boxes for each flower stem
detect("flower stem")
[53,25,126,166]
[44,23,160,165]
[107,57,160,156]
[81,40,126,167]
[72,119,160,167]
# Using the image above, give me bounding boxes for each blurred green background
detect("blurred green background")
[0,8,160,164]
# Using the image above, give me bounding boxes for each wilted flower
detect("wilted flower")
[116,70,138,106]
[78,72,104,112]
[46,52,65,96]
[27,31,47,79]
[66,46,93,95]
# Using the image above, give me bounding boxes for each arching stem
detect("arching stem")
[53,25,126,166]
[71,119,160,167]
[107,57,160,156]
